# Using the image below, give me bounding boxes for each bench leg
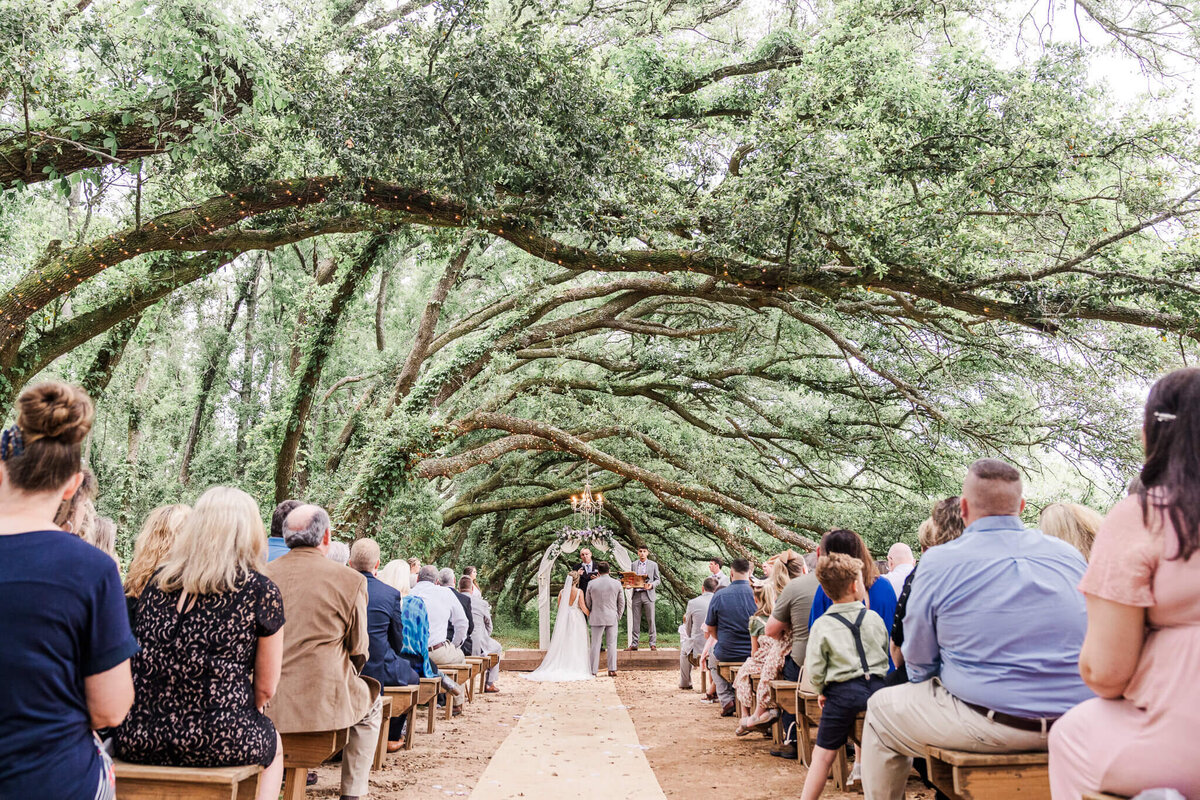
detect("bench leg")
[479,666,487,695]
[427,698,436,734]
[404,702,418,750]
[236,774,260,800]
[282,766,306,800]
[831,745,850,791]
[700,669,707,695]
[374,714,389,770]
[445,695,454,721]
[797,715,815,767]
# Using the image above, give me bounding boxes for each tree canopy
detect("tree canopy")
[2,0,1199,614]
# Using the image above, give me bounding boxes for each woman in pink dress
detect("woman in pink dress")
[1049,367,1200,799]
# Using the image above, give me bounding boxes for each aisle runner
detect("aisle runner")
[469,678,668,800]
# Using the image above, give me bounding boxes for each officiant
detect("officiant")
[572,548,597,594]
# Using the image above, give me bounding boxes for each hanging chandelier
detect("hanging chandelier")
[569,468,605,530]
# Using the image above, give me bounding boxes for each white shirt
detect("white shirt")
[886,562,915,598]
[710,570,730,588]
[410,580,468,648]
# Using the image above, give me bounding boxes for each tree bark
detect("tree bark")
[79,313,142,403]
[273,235,390,503]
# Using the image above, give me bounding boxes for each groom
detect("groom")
[585,562,625,677]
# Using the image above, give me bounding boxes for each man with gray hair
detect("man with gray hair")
[410,564,469,714]
[438,567,475,656]
[265,505,383,800]
[861,460,1092,800]
[884,542,916,598]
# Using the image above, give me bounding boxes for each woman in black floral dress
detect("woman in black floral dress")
[115,487,286,800]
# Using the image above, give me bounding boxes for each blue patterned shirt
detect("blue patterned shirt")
[400,596,437,678]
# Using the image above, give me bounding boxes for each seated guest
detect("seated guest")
[463,576,503,693]
[884,543,915,598]
[438,567,475,656]
[765,550,819,760]
[411,565,469,713]
[708,556,730,588]
[735,568,792,734]
[53,464,97,534]
[0,382,137,800]
[679,577,718,690]
[267,498,300,562]
[464,565,482,596]
[379,560,436,679]
[327,539,351,565]
[889,498,964,681]
[861,459,1092,800]
[115,487,285,800]
[704,558,757,717]
[1049,368,1200,799]
[351,540,418,753]
[265,505,382,800]
[801,553,890,800]
[90,516,119,566]
[1039,502,1101,560]
[407,557,420,588]
[809,530,898,657]
[123,503,191,605]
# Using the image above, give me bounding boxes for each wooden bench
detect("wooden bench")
[417,676,441,734]
[280,729,349,800]
[925,747,1050,800]
[487,652,500,671]
[799,690,864,791]
[114,761,261,800]
[382,685,420,753]
[441,664,473,718]
[768,680,798,747]
[465,656,487,697]
[1082,794,1128,800]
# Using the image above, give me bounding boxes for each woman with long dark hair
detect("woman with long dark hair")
[808,529,898,643]
[1049,368,1200,799]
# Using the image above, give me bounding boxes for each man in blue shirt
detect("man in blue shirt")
[704,558,756,717]
[861,459,1093,800]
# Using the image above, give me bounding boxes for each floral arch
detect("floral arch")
[537,528,634,649]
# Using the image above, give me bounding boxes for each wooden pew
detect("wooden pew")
[1082,794,1128,800]
[382,685,421,752]
[441,664,473,719]
[373,695,393,769]
[465,656,487,696]
[280,729,349,800]
[114,761,261,800]
[417,676,441,734]
[487,652,500,670]
[768,680,798,747]
[925,747,1050,800]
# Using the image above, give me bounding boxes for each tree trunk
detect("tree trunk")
[235,256,263,475]
[374,266,390,351]
[80,313,142,403]
[179,265,258,484]
[273,235,389,503]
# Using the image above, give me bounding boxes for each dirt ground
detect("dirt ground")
[315,668,935,799]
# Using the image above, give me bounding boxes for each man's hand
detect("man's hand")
[817,694,827,709]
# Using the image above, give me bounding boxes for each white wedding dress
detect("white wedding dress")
[525,575,593,681]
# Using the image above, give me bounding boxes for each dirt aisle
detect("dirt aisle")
[468,677,667,800]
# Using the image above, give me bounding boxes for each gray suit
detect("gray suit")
[679,592,713,688]
[585,575,625,674]
[630,558,661,648]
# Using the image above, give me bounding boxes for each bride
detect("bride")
[526,570,593,681]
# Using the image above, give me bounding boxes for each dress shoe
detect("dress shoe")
[626,645,638,651]
[452,706,463,717]
[650,645,657,651]
[680,684,693,691]
[485,684,500,694]
[770,743,798,760]
[386,740,405,753]
[608,670,617,677]
[720,701,736,717]
[306,771,318,786]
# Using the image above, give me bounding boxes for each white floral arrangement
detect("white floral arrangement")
[545,525,618,565]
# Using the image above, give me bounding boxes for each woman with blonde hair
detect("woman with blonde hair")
[124,504,192,602]
[114,487,285,800]
[378,559,438,679]
[1039,502,1102,560]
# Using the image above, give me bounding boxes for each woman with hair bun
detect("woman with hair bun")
[0,382,138,800]
[1049,368,1200,799]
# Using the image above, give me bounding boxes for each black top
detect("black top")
[447,587,475,655]
[888,566,918,684]
[115,571,284,768]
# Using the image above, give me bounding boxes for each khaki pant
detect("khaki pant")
[429,641,466,707]
[861,679,1050,800]
[342,694,383,797]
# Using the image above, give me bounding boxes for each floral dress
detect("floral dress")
[115,571,284,767]
[734,614,788,712]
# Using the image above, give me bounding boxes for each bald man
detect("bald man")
[884,543,916,598]
[860,459,1093,800]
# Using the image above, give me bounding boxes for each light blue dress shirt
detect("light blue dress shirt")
[901,515,1094,717]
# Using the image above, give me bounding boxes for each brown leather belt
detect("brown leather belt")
[430,641,448,651]
[964,701,1058,733]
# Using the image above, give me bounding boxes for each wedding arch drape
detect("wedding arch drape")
[537,535,633,649]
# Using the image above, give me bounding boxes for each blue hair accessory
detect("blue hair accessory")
[0,426,24,460]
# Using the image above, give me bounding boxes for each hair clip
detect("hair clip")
[1154,411,1177,422]
[0,426,24,460]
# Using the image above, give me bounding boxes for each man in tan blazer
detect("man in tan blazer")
[265,504,382,800]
